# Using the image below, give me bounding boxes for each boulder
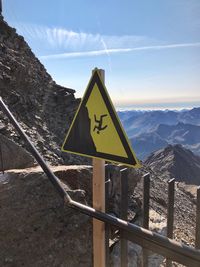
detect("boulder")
[0,133,35,170]
[0,167,92,267]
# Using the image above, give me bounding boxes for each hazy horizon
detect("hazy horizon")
[116,102,200,111]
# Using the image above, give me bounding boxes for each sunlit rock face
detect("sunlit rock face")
[0,16,81,165]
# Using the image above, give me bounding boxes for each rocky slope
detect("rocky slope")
[0,16,81,165]
[145,144,200,185]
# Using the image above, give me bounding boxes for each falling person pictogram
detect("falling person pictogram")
[93,114,108,134]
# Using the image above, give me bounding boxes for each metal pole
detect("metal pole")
[120,168,128,267]
[166,178,175,267]
[195,186,200,249]
[142,173,150,267]
[167,178,175,237]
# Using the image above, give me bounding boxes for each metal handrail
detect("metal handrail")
[1,97,200,267]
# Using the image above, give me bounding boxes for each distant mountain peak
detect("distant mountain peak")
[145,144,200,185]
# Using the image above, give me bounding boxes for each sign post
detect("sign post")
[61,67,141,267]
[92,69,106,267]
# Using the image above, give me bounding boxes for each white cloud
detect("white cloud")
[15,24,200,60]
[15,24,147,52]
[40,42,200,60]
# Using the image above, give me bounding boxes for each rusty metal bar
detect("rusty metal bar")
[120,168,128,267]
[142,173,150,267]
[167,178,175,238]
[166,178,175,267]
[143,173,150,228]
[195,186,200,249]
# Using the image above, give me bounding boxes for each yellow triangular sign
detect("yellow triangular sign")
[62,69,141,167]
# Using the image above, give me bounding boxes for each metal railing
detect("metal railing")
[1,97,200,267]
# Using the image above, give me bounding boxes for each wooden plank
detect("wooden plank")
[93,158,105,267]
[105,166,111,267]
[142,173,150,267]
[166,178,175,267]
[93,68,106,267]
[120,168,128,267]
[195,186,200,249]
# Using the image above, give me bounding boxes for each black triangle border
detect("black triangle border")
[62,70,140,167]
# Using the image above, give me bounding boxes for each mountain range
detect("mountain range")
[145,144,200,185]
[119,108,200,159]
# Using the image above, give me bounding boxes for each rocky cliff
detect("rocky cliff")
[0,16,80,165]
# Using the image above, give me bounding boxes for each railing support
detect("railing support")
[166,178,175,267]
[142,173,150,267]
[120,168,128,267]
[195,186,200,249]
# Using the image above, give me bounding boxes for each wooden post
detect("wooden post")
[195,186,200,249]
[93,68,106,267]
[120,168,128,267]
[105,165,111,267]
[166,178,175,267]
[142,173,150,267]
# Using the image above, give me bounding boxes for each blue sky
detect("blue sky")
[3,0,200,109]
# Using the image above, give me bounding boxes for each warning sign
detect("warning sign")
[62,69,140,167]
